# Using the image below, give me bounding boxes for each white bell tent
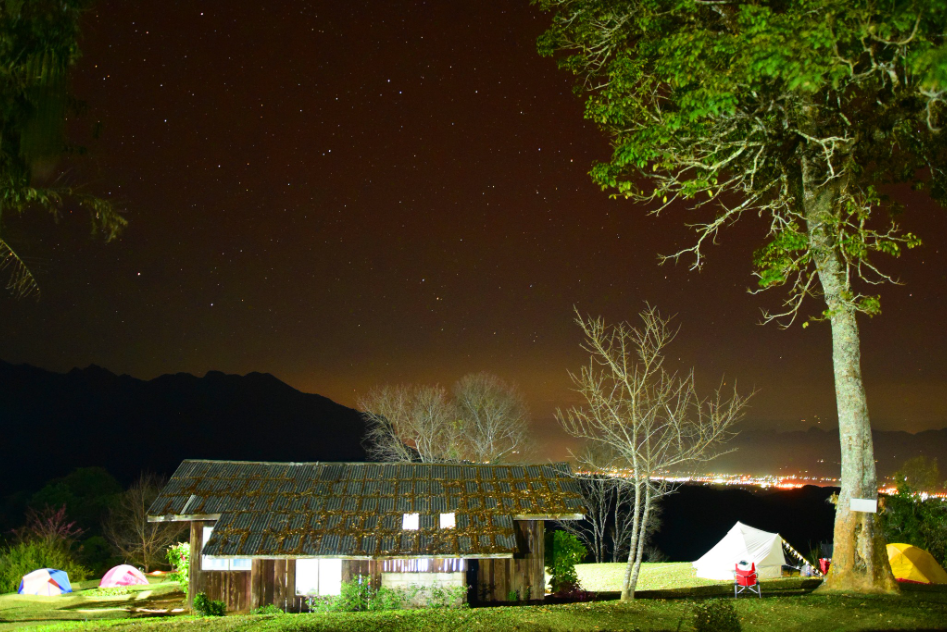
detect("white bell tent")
[693,522,787,580]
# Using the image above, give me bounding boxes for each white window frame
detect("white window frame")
[295,558,343,596]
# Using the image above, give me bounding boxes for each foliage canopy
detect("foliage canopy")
[1,0,125,297]
[535,0,945,323]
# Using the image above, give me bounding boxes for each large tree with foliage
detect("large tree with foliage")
[535,0,947,593]
[1,0,124,297]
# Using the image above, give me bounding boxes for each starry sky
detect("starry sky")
[3,0,946,459]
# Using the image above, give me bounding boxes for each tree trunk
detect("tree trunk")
[620,479,643,601]
[802,168,899,594]
[626,485,653,599]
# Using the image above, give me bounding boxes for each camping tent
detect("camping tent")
[887,543,947,584]
[100,565,149,588]
[18,568,72,596]
[693,522,787,580]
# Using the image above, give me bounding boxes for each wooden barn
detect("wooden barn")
[147,460,585,612]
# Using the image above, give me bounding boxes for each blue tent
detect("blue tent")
[18,568,73,595]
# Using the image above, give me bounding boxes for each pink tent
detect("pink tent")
[99,565,148,588]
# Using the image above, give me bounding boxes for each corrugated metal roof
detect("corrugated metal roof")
[149,460,584,558]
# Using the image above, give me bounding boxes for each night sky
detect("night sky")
[3,1,945,459]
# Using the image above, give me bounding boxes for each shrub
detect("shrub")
[544,530,587,592]
[251,603,285,615]
[166,542,189,595]
[0,539,90,593]
[882,489,947,567]
[193,592,226,616]
[308,577,402,613]
[693,600,741,632]
[307,577,467,612]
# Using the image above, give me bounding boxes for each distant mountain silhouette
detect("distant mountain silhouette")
[0,361,367,496]
[701,426,947,479]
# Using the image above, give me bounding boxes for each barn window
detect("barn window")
[402,513,420,530]
[439,513,456,529]
[201,525,251,571]
[295,558,343,596]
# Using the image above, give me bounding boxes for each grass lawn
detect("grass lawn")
[2,565,946,632]
[576,562,730,592]
[0,578,183,630]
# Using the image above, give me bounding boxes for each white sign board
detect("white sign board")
[850,498,878,513]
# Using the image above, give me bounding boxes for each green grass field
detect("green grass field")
[2,564,946,632]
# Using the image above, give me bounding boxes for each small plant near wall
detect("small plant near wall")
[250,604,285,616]
[307,577,468,612]
[192,592,226,617]
[167,542,189,596]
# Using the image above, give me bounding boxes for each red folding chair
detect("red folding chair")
[734,562,761,598]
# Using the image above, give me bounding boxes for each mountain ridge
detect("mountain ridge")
[0,360,368,496]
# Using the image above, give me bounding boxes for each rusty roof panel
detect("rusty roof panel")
[496,533,516,549]
[282,534,301,553]
[380,534,397,553]
[360,535,378,555]
[301,534,321,555]
[148,459,584,557]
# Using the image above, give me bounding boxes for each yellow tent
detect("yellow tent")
[886,543,947,584]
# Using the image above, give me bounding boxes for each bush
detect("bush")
[166,542,189,595]
[544,530,587,592]
[193,592,226,616]
[882,489,947,567]
[308,577,407,613]
[306,577,468,612]
[693,600,741,632]
[0,539,90,593]
[250,603,285,615]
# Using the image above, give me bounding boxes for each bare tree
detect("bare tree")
[104,474,186,572]
[556,472,614,563]
[359,385,461,462]
[558,306,750,600]
[454,372,530,463]
[360,373,533,463]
